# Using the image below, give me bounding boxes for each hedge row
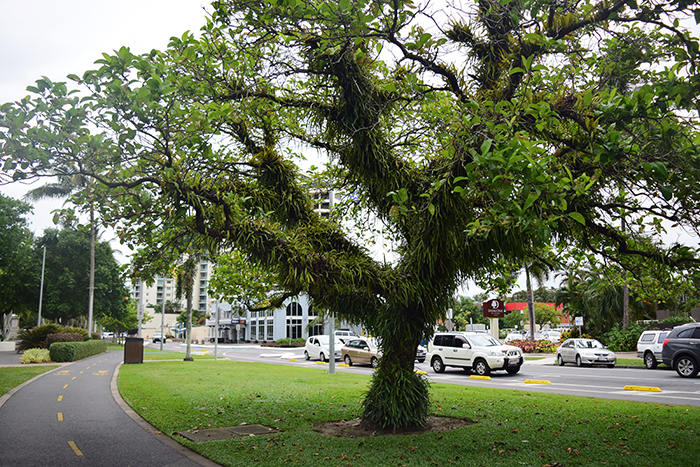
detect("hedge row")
[46,333,85,346]
[49,340,108,362]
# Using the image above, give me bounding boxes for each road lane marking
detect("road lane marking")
[79,371,84,374]
[55,371,70,375]
[58,395,63,401]
[63,384,68,389]
[68,441,83,456]
[92,370,109,376]
[469,375,492,380]
[71,377,76,380]
[624,385,662,392]
[58,412,63,421]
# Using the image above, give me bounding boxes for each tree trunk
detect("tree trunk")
[361,310,429,430]
[184,294,193,361]
[526,266,536,343]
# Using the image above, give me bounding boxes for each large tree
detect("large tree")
[0,194,37,330]
[34,228,128,326]
[3,0,700,429]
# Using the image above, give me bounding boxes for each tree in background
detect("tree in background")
[451,296,488,331]
[24,172,100,333]
[0,194,38,333]
[34,228,128,327]
[4,0,700,430]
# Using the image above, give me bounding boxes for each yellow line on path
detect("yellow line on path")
[469,375,492,380]
[58,395,63,401]
[71,377,76,380]
[63,384,68,389]
[624,385,662,392]
[68,441,83,456]
[79,371,84,374]
[58,413,63,421]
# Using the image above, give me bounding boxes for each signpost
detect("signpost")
[483,299,505,340]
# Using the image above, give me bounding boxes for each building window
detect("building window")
[201,263,207,271]
[286,302,302,317]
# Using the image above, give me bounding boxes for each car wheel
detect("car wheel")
[431,356,445,373]
[644,352,658,369]
[576,355,583,367]
[505,366,520,375]
[676,355,699,378]
[304,350,310,361]
[473,359,491,376]
[344,354,352,366]
[557,354,564,366]
[319,352,326,362]
[370,357,379,368]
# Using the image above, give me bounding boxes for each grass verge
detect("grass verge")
[0,366,59,397]
[118,361,698,467]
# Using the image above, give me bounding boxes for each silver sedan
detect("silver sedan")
[556,338,616,368]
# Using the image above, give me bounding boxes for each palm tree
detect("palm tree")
[25,173,97,334]
[175,254,203,361]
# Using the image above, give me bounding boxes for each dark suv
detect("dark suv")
[662,323,700,378]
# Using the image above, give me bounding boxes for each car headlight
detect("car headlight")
[489,350,505,356]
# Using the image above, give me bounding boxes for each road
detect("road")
[145,341,700,407]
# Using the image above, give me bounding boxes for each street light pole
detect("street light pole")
[37,245,46,327]
[160,297,165,351]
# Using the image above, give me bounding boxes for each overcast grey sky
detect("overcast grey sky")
[0,0,210,236]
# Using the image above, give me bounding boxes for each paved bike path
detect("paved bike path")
[0,350,219,466]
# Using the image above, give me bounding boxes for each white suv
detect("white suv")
[637,330,668,369]
[427,332,523,376]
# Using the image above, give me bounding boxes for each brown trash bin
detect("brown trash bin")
[124,337,144,364]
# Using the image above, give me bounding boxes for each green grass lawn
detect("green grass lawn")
[118,361,699,467]
[0,366,59,397]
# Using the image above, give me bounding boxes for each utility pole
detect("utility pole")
[37,245,46,327]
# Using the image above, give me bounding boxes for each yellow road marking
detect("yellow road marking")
[338,363,350,367]
[524,379,552,385]
[79,371,84,374]
[415,370,427,375]
[624,385,662,392]
[63,384,68,389]
[71,377,76,380]
[68,441,83,456]
[469,375,492,380]
[93,370,109,376]
[58,413,63,421]
[58,395,63,401]
[55,371,70,375]
[315,361,327,365]
[289,358,298,362]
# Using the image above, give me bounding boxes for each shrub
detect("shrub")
[49,340,108,362]
[602,324,644,352]
[508,339,559,353]
[17,324,64,351]
[661,316,693,324]
[46,333,85,347]
[20,348,52,364]
[274,337,306,344]
[62,327,90,340]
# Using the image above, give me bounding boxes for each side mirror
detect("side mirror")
[462,343,470,349]
[363,346,369,351]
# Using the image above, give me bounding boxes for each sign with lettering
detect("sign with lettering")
[483,299,506,318]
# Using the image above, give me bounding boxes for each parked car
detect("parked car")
[542,330,561,343]
[556,338,616,367]
[304,335,343,362]
[662,323,700,378]
[504,332,524,343]
[637,330,669,369]
[334,330,359,344]
[415,345,427,363]
[427,332,523,376]
[152,332,166,343]
[342,337,381,367]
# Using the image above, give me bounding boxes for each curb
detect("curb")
[112,361,222,467]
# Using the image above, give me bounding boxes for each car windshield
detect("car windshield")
[469,334,501,347]
[316,335,343,346]
[575,339,604,349]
